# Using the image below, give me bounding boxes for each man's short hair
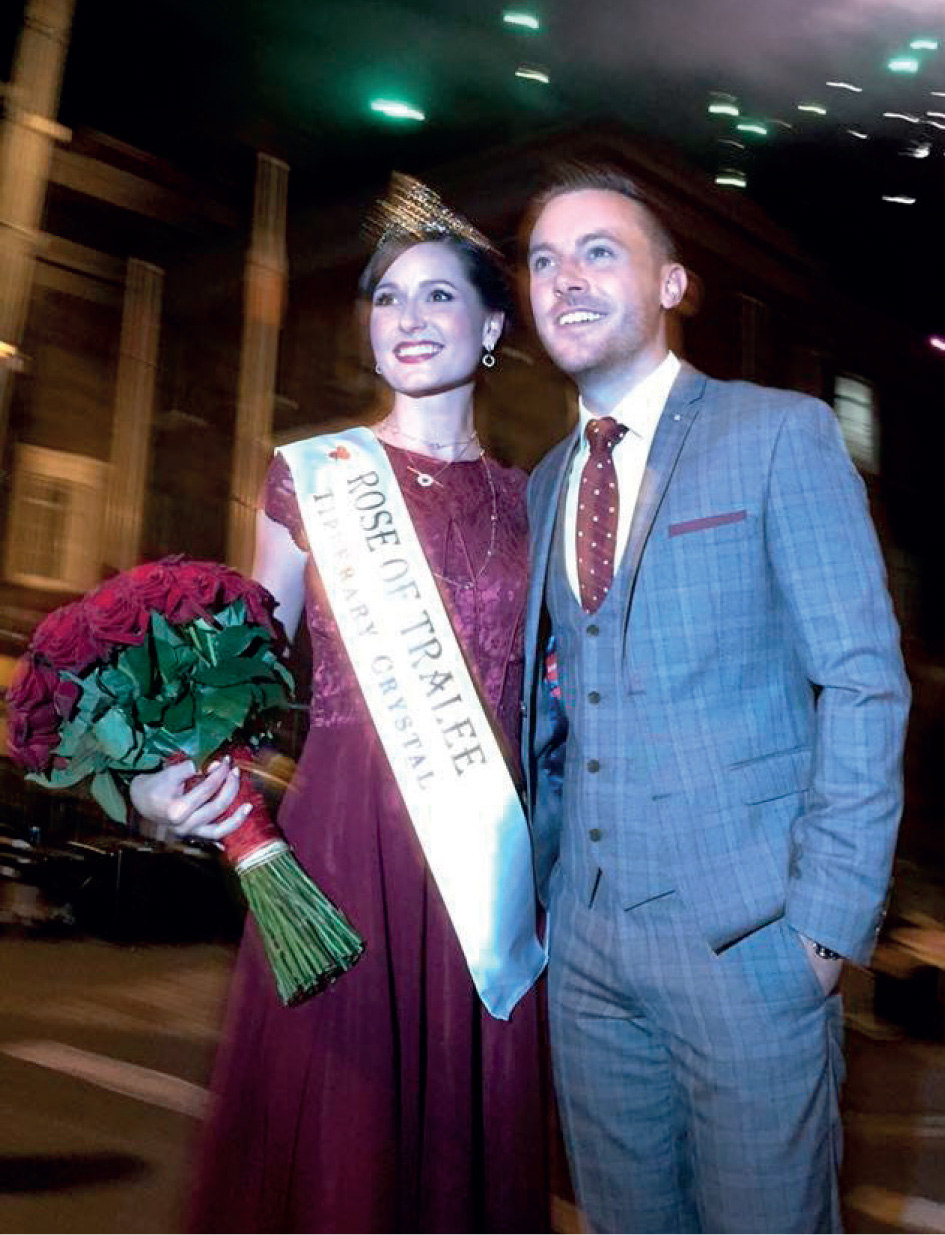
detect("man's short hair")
[524,162,679,265]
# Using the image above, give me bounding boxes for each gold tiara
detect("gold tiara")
[364,172,499,256]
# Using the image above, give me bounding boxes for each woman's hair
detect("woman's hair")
[358,232,514,321]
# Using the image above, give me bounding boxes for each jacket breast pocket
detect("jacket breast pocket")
[668,509,748,539]
[656,507,760,616]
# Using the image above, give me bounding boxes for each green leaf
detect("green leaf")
[136,696,168,726]
[163,692,196,734]
[148,726,199,760]
[183,623,218,666]
[91,771,128,822]
[44,753,100,788]
[213,599,247,629]
[117,637,155,692]
[194,714,237,762]
[193,661,249,689]
[120,749,163,772]
[212,625,259,660]
[205,684,254,725]
[71,673,104,718]
[92,708,137,760]
[99,665,135,699]
[151,612,185,647]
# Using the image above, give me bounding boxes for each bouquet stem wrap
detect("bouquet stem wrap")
[173,744,364,1006]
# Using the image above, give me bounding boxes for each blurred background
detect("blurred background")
[1,0,945,1230]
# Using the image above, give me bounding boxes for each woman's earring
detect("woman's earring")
[374,363,382,376]
[481,347,496,369]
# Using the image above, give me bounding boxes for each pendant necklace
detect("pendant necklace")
[431,452,500,591]
[380,423,480,487]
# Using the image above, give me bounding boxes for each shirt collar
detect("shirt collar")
[578,351,681,441]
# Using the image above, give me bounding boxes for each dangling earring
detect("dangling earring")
[481,346,496,369]
[375,362,382,376]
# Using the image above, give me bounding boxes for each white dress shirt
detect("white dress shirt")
[564,351,681,599]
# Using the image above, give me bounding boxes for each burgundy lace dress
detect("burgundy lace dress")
[188,443,549,1234]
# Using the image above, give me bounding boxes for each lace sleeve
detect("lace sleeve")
[262,454,309,552]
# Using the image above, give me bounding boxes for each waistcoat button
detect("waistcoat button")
[588,691,601,704]
[589,828,602,842]
[587,624,600,637]
[587,758,601,773]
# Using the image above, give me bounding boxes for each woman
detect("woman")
[131,175,549,1234]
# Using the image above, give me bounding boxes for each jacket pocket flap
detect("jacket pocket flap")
[732,747,812,803]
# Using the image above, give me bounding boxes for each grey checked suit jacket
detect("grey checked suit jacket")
[522,364,910,965]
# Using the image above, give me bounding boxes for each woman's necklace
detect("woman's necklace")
[386,425,479,453]
[407,456,455,489]
[430,452,499,591]
[380,423,480,486]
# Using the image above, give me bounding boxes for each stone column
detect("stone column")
[0,0,75,460]
[102,259,163,571]
[226,153,288,573]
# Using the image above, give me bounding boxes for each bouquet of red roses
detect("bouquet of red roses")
[4,556,364,1005]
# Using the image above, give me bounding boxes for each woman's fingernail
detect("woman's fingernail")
[207,760,220,773]
[239,803,252,819]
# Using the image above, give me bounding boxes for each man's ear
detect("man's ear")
[660,264,688,311]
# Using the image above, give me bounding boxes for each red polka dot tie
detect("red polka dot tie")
[576,416,628,613]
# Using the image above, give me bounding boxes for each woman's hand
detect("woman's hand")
[129,757,250,843]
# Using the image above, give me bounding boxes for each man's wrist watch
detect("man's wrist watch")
[811,941,842,961]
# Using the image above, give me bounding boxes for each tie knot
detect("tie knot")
[585,416,627,454]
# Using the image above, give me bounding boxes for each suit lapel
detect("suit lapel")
[524,427,579,687]
[524,364,707,712]
[622,363,707,605]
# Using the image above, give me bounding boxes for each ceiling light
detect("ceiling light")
[715,170,747,188]
[826,81,863,92]
[930,336,945,351]
[503,11,540,31]
[708,101,740,116]
[797,103,827,115]
[930,120,945,130]
[927,110,945,118]
[904,142,932,158]
[910,39,939,51]
[883,112,920,122]
[888,56,920,73]
[736,121,768,135]
[882,195,917,204]
[932,91,945,97]
[847,129,870,139]
[718,138,746,149]
[370,99,426,121]
[515,65,549,83]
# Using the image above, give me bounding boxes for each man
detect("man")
[520,165,910,1234]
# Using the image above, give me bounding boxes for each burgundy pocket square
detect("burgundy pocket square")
[669,510,748,537]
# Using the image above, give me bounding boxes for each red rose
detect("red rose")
[4,657,61,771]
[32,603,108,671]
[243,587,278,632]
[219,570,277,632]
[53,677,81,721]
[127,559,181,612]
[163,560,223,623]
[84,578,150,647]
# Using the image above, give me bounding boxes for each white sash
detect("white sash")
[277,429,546,1019]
